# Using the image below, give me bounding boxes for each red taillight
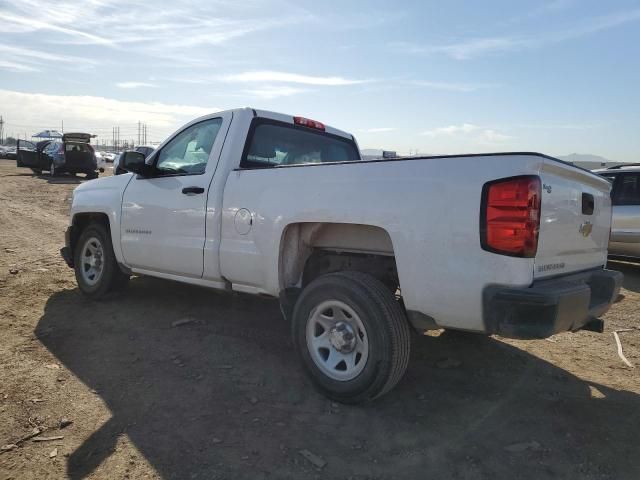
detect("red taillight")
[293,116,325,131]
[481,175,541,258]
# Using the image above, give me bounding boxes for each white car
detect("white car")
[61,108,622,403]
[94,151,106,173]
[100,151,116,162]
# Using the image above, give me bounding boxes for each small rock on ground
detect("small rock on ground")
[299,449,327,469]
[171,318,197,327]
[503,440,542,453]
[59,418,73,429]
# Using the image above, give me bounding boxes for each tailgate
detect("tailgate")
[534,160,612,279]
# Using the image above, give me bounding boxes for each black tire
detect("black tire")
[74,222,130,299]
[292,271,411,404]
[86,172,98,180]
[49,162,57,177]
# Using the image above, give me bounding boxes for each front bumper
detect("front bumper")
[484,268,623,339]
[60,225,75,268]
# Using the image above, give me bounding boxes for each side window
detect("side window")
[614,174,640,206]
[155,118,222,175]
[241,121,360,168]
[20,140,36,151]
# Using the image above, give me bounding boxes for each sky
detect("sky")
[0,0,639,161]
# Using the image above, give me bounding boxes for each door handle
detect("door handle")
[182,186,205,195]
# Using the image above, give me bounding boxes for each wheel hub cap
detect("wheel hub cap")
[305,300,369,382]
[80,236,104,286]
[329,322,356,353]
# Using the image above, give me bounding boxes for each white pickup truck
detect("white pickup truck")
[61,107,622,403]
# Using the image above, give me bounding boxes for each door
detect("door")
[16,140,39,168]
[609,172,640,257]
[120,114,230,278]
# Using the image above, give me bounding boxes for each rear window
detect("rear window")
[65,143,93,153]
[241,121,360,168]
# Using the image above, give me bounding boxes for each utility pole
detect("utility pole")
[137,121,141,146]
[0,116,4,144]
[61,120,64,134]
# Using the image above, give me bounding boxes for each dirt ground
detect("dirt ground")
[0,159,638,480]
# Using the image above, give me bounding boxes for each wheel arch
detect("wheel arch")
[69,211,127,268]
[278,222,398,289]
[277,222,401,319]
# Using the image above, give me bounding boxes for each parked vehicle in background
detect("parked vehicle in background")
[62,108,622,403]
[100,151,116,162]
[94,151,107,173]
[595,164,640,261]
[0,146,17,160]
[16,133,99,178]
[114,145,155,175]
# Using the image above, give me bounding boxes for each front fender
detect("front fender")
[70,174,134,265]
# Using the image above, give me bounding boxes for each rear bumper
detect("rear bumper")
[484,268,623,339]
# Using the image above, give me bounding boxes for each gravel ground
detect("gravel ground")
[0,159,639,480]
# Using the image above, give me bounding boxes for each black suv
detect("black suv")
[17,133,99,178]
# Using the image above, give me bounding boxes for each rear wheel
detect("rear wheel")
[292,271,411,404]
[49,162,56,177]
[74,223,129,299]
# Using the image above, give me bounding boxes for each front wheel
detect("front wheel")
[74,223,129,299]
[292,272,411,404]
[49,161,57,176]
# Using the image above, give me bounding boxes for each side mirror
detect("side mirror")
[121,151,147,175]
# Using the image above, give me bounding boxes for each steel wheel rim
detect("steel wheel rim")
[306,300,369,381]
[50,162,55,176]
[80,236,104,286]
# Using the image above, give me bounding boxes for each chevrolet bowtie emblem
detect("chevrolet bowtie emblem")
[579,221,593,237]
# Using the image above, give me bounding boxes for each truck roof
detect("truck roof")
[197,107,356,141]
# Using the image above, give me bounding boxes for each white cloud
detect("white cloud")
[0,60,39,73]
[396,8,640,59]
[0,44,96,64]
[220,71,368,86]
[358,128,397,133]
[478,129,512,144]
[0,89,217,141]
[422,124,481,136]
[410,81,499,92]
[241,85,308,99]
[0,0,312,64]
[116,82,157,89]
[422,123,512,145]
[0,11,114,46]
